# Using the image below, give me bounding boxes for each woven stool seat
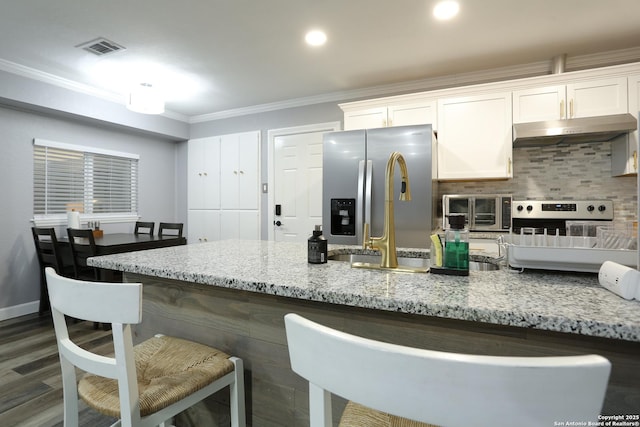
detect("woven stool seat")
[340,401,438,427]
[79,335,234,417]
[45,268,245,427]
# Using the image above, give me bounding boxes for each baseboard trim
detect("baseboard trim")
[0,301,39,321]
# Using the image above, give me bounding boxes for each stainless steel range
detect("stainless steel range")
[505,199,636,272]
[512,200,613,236]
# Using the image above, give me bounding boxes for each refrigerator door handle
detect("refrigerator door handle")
[356,159,366,243]
[364,159,373,228]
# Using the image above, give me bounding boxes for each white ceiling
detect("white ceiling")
[2,0,640,119]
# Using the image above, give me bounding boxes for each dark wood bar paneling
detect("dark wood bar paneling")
[129,273,640,426]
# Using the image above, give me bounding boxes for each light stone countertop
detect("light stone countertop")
[88,239,640,342]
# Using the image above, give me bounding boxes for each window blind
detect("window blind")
[33,139,138,216]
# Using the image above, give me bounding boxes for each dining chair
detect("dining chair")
[31,227,73,315]
[134,221,155,236]
[67,228,99,281]
[284,313,611,427]
[45,267,246,427]
[158,222,183,238]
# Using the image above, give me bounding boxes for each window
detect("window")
[33,139,139,222]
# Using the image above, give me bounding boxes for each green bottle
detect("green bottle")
[444,214,469,270]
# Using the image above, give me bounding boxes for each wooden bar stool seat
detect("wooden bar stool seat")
[79,336,235,419]
[45,267,246,427]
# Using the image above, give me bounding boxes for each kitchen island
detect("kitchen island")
[89,240,640,425]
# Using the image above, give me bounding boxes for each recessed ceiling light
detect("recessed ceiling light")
[433,1,459,20]
[305,30,327,47]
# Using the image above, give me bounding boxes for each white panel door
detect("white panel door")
[273,131,324,242]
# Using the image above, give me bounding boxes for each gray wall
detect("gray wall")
[0,105,180,318]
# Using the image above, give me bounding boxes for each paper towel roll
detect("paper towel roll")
[598,261,640,300]
[67,210,80,229]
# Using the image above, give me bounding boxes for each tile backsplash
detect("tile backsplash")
[437,140,638,224]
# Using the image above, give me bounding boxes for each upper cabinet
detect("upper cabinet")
[220,131,260,210]
[188,136,221,210]
[187,131,261,244]
[437,92,513,180]
[343,106,387,130]
[340,62,640,181]
[612,74,640,176]
[342,99,437,131]
[513,77,628,123]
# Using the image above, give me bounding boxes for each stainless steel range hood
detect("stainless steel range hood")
[513,113,637,147]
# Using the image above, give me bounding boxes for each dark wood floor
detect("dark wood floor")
[0,313,117,426]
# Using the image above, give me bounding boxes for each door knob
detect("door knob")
[274,220,283,227]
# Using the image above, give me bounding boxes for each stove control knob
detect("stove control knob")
[517,205,524,212]
[587,205,595,212]
[598,205,606,212]
[526,205,533,212]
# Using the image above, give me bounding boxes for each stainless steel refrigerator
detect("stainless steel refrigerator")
[322,124,437,249]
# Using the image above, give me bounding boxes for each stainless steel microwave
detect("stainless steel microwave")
[443,194,512,231]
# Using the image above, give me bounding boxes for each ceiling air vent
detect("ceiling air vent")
[77,37,126,56]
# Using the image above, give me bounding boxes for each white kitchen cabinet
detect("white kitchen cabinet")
[342,100,437,131]
[188,131,261,243]
[513,77,628,123]
[220,131,260,210]
[188,210,220,243]
[187,137,220,210]
[437,92,513,180]
[220,211,260,240]
[343,106,388,130]
[611,74,640,176]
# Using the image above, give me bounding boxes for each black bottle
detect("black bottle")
[308,225,328,264]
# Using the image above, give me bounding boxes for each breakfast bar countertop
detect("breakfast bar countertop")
[88,239,640,342]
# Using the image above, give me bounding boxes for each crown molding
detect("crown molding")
[0,58,122,101]
[189,61,549,123]
[3,47,640,125]
[567,46,640,70]
[191,47,640,123]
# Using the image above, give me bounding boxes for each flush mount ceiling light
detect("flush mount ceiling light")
[126,83,165,114]
[305,30,327,46]
[433,0,460,20]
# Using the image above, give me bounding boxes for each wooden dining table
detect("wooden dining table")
[59,232,187,255]
[58,232,187,280]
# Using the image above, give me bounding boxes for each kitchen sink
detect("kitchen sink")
[469,261,499,271]
[328,253,499,271]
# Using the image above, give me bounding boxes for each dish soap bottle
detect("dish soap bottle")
[308,225,328,264]
[444,214,469,272]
